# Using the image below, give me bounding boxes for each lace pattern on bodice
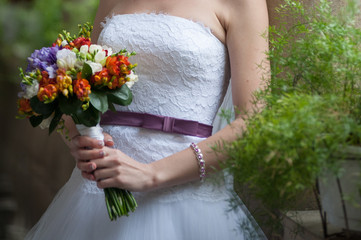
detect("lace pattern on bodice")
[98,13,230,124]
[78,13,232,202]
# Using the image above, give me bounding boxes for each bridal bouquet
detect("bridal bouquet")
[17,23,138,220]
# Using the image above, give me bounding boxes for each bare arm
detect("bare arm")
[149,0,270,189]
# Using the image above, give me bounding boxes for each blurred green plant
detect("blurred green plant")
[0,0,99,84]
[220,0,361,237]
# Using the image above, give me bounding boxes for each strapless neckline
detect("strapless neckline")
[104,13,226,46]
[98,11,230,125]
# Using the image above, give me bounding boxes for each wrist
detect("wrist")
[146,162,165,191]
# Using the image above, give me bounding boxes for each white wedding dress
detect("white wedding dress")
[25,13,266,240]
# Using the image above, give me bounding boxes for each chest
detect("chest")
[105,0,226,44]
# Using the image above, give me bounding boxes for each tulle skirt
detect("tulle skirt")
[25,167,266,240]
[25,126,266,240]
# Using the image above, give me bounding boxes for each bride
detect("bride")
[26,0,269,239]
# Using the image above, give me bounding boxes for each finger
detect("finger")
[91,156,121,169]
[77,160,97,173]
[93,168,120,181]
[81,171,96,181]
[71,148,105,161]
[72,135,104,149]
[90,148,121,169]
[103,133,114,147]
[97,177,119,189]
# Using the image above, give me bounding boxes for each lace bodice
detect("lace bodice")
[98,13,230,124]
[80,13,232,202]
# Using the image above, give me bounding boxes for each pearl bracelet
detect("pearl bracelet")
[190,142,206,182]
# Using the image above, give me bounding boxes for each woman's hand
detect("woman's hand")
[70,132,114,176]
[72,133,157,192]
[80,147,156,192]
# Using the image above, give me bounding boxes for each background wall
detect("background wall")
[0,0,98,239]
[0,0,354,239]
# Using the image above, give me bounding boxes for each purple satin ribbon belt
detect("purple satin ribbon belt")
[100,111,213,138]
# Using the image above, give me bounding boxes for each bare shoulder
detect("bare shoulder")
[216,0,268,30]
[92,0,118,43]
[217,0,269,110]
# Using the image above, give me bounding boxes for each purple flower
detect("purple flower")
[26,45,59,77]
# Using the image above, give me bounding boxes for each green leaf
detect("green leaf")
[90,91,108,113]
[108,84,133,106]
[30,96,56,116]
[29,115,43,127]
[74,105,100,127]
[81,62,93,80]
[58,95,83,115]
[108,101,116,112]
[49,108,63,135]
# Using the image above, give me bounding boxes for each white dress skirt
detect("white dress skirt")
[25,13,267,240]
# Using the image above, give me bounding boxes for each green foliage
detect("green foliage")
[222,0,361,231]
[90,85,133,114]
[266,0,361,121]
[0,0,99,83]
[225,94,361,210]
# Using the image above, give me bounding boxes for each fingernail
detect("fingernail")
[97,140,104,147]
[99,151,105,157]
[90,164,96,170]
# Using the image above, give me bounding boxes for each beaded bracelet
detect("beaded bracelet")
[190,142,206,182]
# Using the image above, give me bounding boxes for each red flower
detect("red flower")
[108,76,126,90]
[106,55,132,75]
[39,71,56,87]
[106,56,120,75]
[37,84,58,102]
[103,54,135,89]
[17,98,33,116]
[71,37,91,49]
[91,68,110,87]
[73,73,91,102]
[118,55,131,66]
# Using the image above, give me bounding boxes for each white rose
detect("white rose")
[86,61,103,74]
[23,81,39,99]
[89,44,103,54]
[125,71,139,89]
[56,49,77,69]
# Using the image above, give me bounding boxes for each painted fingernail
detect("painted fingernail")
[99,151,105,157]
